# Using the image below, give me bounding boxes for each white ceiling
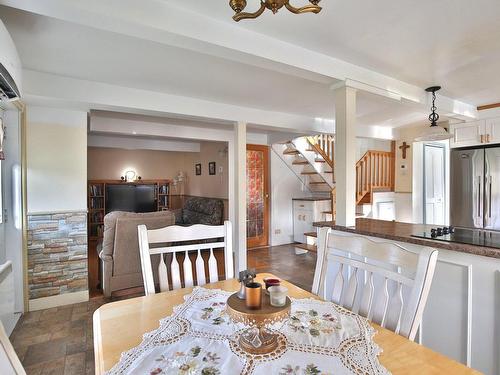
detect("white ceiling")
[0,6,337,118]
[1,0,490,132]
[174,0,500,106]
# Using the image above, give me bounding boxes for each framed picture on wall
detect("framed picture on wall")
[195,163,201,176]
[209,161,216,175]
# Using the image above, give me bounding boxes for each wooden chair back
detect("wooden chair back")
[0,321,25,375]
[312,227,438,340]
[138,221,234,295]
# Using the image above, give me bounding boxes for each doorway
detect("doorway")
[423,143,446,225]
[246,144,270,249]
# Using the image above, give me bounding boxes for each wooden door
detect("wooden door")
[246,144,270,248]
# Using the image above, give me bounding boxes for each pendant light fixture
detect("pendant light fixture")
[414,86,453,142]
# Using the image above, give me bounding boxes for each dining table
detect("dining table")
[93,273,479,375]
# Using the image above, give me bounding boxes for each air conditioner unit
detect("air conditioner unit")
[0,19,21,101]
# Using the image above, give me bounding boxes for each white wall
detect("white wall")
[87,133,200,152]
[27,106,87,213]
[0,109,5,265]
[3,108,23,318]
[356,137,392,160]
[270,151,307,245]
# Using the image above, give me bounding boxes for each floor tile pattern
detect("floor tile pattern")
[11,244,315,374]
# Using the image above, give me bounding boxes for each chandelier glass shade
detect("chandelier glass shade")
[229,0,322,21]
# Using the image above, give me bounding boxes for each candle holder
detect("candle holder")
[245,282,262,309]
[226,292,291,354]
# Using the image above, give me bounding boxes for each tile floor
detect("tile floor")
[10,244,316,375]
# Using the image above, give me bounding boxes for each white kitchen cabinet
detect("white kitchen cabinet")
[485,117,500,144]
[450,117,500,148]
[292,199,330,243]
[450,120,485,148]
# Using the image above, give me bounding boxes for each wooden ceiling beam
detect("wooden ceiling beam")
[477,102,500,111]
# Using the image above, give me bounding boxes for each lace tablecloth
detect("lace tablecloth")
[107,287,390,375]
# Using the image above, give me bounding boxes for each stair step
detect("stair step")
[295,243,317,253]
[283,150,300,155]
[309,181,327,185]
[305,148,316,152]
[304,232,317,238]
[324,171,333,173]
[315,159,326,163]
[292,160,309,165]
[301,171,319,175]
[322,211,333,214]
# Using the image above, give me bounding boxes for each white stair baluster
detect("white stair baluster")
[195,249,206,286]
[358,271,374,318]
[208,248,218,283]
[183,251,193,288]
[170,253,181,290]
[158,254,169,292]
[331,263,344,304]
[380,278,390,328]
[342,267,358,310]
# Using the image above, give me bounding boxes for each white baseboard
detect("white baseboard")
[28,290,89,311]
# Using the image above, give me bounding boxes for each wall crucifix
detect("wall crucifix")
[399,141,410,159]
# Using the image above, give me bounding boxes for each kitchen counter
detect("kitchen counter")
[292,196,331,201]
[313,218,500,259]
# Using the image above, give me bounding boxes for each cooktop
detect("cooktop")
[412,226,500,249]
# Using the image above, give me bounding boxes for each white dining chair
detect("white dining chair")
[0,321,25,375]
[138,221,234,295]
[312,227,438,341]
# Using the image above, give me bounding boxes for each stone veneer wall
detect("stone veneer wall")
[27,211,88,299]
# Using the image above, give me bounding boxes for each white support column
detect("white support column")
[233,121,247,272]
[334,85,357,227]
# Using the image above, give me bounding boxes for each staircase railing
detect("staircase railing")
[306,134,335,168]
[356,150,395,204]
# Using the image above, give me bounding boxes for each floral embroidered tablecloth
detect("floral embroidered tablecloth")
[107,287,390,375]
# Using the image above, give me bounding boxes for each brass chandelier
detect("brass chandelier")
[229,0,322,22]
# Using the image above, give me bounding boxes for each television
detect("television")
[105,184,156,214]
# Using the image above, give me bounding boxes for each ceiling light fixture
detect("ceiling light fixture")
[414,86,453,142]
[229,0,322,22]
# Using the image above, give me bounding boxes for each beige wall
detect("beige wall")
[87,141,229,199]
[27,107,88,213]
[184,141,229,199]
[395,125,421,193]
[87,147,189,180]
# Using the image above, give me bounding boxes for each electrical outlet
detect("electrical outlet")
[218,166,223,174]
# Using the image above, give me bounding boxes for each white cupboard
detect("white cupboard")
[450,117,500,148]
[450,121,485,148]
[486,117,500,144]
[292,199,330,243]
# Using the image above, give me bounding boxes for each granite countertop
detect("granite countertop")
[313,218,500,259]
[292,197,331,201]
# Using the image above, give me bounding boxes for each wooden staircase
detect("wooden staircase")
[356,150,395,205]
[273,134,394,255]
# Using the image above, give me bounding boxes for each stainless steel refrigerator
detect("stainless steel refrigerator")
[450,146,500,230]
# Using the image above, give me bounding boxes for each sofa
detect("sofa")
[174,196,224,226]
[98,197,224,297]
[98,210,175,297]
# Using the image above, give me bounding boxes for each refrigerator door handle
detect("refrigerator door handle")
[478,176,482,219]
[489,176,492,218]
